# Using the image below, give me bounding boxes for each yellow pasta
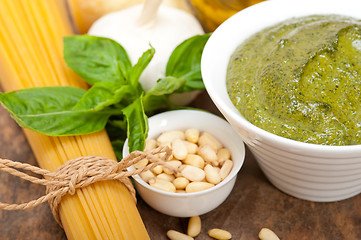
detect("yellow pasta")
[0,0,150,239]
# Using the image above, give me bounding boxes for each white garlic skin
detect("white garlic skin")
[88,4,205,99]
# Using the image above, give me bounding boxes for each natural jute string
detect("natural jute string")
[0,146,174,227]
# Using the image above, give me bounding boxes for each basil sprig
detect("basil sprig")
[0,34,211,156]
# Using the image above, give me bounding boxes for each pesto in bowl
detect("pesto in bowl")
[226,14,361,145]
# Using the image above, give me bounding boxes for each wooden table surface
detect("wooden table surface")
[0,91,360,240]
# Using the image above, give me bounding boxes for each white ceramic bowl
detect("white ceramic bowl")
[201,0,361,202]
[123,109,245,217]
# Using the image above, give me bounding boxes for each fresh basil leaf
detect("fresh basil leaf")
[0,86,86,113]
[145,76,186,96]
[143,76,186,112]
[165,34,211,92]
[106,117,128,161]
[127,46,155,91]
[0,87,115,136]
[111,139,126,161]
[64,35,132,85]
[143,95,169,113]
[107,118,127,131]
[122,95,148,152]
[73,82,133,111]
[179,78,205,91]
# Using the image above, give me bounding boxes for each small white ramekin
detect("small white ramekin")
[123,109,245,217]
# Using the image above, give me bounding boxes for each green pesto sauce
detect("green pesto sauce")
[226,15,361,145]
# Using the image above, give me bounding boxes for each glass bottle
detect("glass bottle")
[189,0,266,32]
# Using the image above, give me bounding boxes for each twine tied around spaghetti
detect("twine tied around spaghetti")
[0,146,174,227]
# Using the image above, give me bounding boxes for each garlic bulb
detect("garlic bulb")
[68,0,194,34]
[88,0,205,104]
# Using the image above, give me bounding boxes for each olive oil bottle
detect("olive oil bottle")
[190,0,265,32]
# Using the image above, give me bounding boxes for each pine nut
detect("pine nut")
[204,164,221,184]
[185,128,200,143]
[198,145,218,165]
[166,230,194,240]
[219,160,233,180]
[172,139,188,160]
[185,182,214,193]
[157,130,185,144]
[140,129,233,194]
[174,170,184,178]
[198,132,223,150]
[149,178,176,193]
[187,216,201,237]
[213,166,221,173]
[152,165,163,175]
[184,141,198,154]
[181,165,205,182]
[183,154,205,169]
[157,173,175,182]
[144,138,157,151]
[157,142,173,159]
[217,148,231,165]
[158,141,172,148]
[139,170,155,183]
[258,228,280,240]
[173,177,190,190]
[208,228,232,240]
[133,158,148,169]
[178,164,186,171]
[163,160,182,175]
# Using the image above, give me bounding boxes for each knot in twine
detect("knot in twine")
[0,146,174,227]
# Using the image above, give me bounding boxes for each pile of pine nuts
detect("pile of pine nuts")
[135,128,233,193]
[166,222,279,240]
[167,216,232,240]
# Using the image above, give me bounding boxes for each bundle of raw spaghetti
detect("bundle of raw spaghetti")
[0,0,149,239]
